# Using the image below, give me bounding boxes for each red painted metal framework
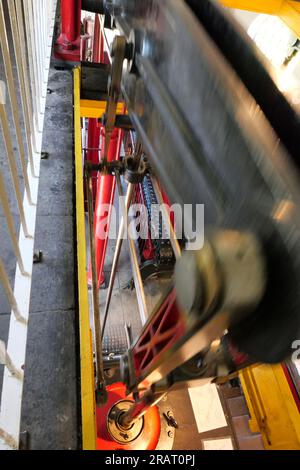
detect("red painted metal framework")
[56,1,168,288]
[132,289,186,382]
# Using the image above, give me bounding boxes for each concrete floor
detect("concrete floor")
[18,64,79,449]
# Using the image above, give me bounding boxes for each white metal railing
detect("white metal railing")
[0,0,57,450]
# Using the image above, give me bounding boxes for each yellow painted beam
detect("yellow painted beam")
[80,99,124,119]
[220,0,283,14]
[74,67,97,450]
[219,0,300,38]
[240,364,300,449]
[280,1,300,37]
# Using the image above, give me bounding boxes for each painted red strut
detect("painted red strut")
[88,127,123,287]
[55,0,82,62]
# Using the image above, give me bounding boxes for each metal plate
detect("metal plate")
[81,62,110,101]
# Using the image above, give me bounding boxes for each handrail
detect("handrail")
[0,0,57,450]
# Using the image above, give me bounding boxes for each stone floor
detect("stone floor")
[18,61,79,449]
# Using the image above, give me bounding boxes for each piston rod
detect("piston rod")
[120,388,166,428]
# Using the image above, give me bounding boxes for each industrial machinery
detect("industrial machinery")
[71,0,300,450]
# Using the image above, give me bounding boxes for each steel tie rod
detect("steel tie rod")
[116,172,148,325]
[101,141,146,337]
[101,179,135,339]
[86,170,106,400]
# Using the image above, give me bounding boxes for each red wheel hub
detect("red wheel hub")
[96,383,161,450]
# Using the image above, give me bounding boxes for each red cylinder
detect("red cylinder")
[88,127,123,287]
[55,0,82,61]
[60,0,81,44]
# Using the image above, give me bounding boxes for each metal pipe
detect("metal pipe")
[60,0,82,43]
[0,105,30,238]
[14,0,38,153]
[0,257,27,324]
[101,181,134,339]
[24,0,42,117]
[116,172,148,324]
[23,0,40,127]
[31,0,44,99]
[30,0,41,102]
[0,341,23,381]
[86,171,105,390]
[124,322,132,349]
[0,1,33,200]
[151,177,181,260]
[120,388,166,428]
[55,0,82,62]
[101,141,144,336]
[7,0,36,176]
[0,171,27,276]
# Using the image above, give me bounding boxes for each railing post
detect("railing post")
[7,0,36,178]
[0,101,30,238]
[0,171,28,276]
[0,1,34,201]
[0,258,27,324]
[0,341,23,380]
